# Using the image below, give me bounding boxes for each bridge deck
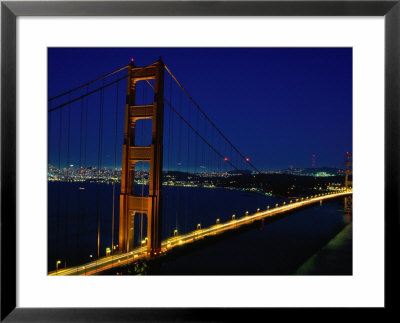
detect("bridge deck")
[49,190,352,276]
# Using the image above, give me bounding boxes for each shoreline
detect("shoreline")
[294,222,352,275]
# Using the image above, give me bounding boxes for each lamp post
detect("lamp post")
[56,260,61,274]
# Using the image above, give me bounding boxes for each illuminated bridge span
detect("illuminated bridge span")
[48,58,352,275]
[49,191,351,276]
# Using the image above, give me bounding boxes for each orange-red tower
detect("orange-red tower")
[119,59,164,256]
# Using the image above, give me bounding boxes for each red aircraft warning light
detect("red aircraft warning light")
[224,157,228,162]
[245,157,250,162]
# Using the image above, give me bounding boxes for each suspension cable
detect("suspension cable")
[48,65,129,102]
[165,64,261,174]
[48,75,127,113]
[145,80,245,175]
[96,85,105,259]
[56,107,62,265]
[76,96,84,263]
[112,79,120,254]
[65,94,71,260]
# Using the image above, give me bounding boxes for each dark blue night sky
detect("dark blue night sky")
[48,48,352,171]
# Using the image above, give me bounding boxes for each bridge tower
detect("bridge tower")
[119,59,164,256]
[344,152,352,212]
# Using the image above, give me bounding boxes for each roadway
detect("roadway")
[49,190,352,276]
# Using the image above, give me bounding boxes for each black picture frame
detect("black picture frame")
[1,0,399,321]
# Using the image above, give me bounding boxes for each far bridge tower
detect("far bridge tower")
[344,152,352,212]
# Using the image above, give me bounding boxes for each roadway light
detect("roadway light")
[197,223,201,230]
[283,202,286,205]
[275,203,279,207]
[266,206,270,210]
[245,211,249,216]
[256,209,260,213]
[174,229,178,236]
[232,214,236,220]
[216,218,220,224]
[56,260,61,274]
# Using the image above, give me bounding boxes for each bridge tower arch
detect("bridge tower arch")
[119,59,164,256]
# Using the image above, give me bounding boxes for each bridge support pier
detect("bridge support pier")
[119,59,165,257]
[344,196,352,212]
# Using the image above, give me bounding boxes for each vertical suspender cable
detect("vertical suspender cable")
[97,86,105,260]
[84,87,89,168]
[112,80,119,254]
[83,87,89,260]
[65,95,71,264]
[186,99,190,230]
[56,108,62,267]
[194,108,199,225]
[76,96,84,271]
[177,85,182,232]
[168,75,176,235]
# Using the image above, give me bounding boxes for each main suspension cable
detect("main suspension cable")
[145,80,244,175]
[48,65,129,102]
[48,75,128,113]
[165,64,261,174]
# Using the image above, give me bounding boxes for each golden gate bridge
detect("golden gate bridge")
[47,58,352,276]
